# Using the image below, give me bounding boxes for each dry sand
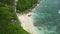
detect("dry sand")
[16,4,40,34]
[17,12,37,34]
[15,0,40,34]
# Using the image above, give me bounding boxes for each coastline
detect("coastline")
[17,12,37,34]
[16,0,40,34]
[19,0,40,14]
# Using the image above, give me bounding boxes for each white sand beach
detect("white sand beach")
[15,0,40,34]
[17,12,37,34]
[16,4,40,34]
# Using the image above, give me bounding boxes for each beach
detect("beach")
[16,0,60,34]
[16,3,40,34]
[16,0,40,34]
[17,12,37,34]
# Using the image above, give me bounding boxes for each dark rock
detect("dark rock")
[11,18,17,23]
[28,15,31,17]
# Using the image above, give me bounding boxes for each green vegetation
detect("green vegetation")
[0,0,14,6]
[0,2,5,7]
[0,6,29,34]
[16,0,37,13]
[0,0,37,34]
[0,0,29,34]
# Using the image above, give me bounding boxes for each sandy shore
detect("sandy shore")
[17,12,37,34]
[16,3,40,34]
[14,0,40,34]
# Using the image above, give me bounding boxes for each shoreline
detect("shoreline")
[17,12,37,34]
[19,0,40,14]
[16,0,40,34]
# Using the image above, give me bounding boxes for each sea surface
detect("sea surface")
[30,0,60,34]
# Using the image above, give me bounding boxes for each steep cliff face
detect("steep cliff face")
[31,0,60,34]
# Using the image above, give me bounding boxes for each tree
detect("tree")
[0,0,29,34]
[0,0,14,6]
[16,0,37,13]
[0,6,29,34]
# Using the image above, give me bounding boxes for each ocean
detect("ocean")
[30,0,60,34]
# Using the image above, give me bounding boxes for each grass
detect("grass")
[0,0,37,34]
[0,6,29,34]
[0,0,14,6]
[16,0,37,13]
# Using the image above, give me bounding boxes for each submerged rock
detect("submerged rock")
[31,0,60,34]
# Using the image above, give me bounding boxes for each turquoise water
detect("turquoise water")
[31,0,60,34]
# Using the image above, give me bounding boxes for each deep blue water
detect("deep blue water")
[31,0,60,34]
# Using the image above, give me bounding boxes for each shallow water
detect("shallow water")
[31,0,60,34]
